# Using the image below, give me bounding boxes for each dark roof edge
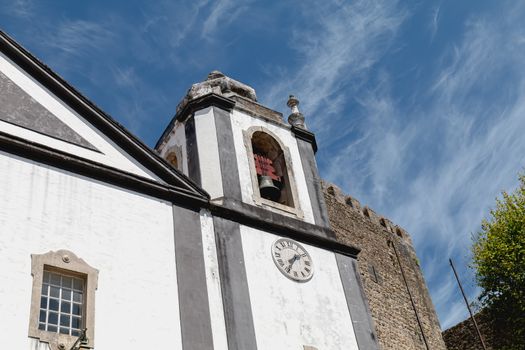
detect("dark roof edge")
[0,128,360,257]
[210,198,361,258]
[155,93,235,150]
[0,30,209,200]
[0,130,207,209]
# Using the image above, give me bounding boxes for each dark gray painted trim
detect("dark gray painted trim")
[213,106,242,200]
[296,138,331,228]
[212,198,359,258]
[156,93,236,150]
[173,206,215,350]
[0,71,97,151]
[0,127,360,258]
[185,116,201,186]
[0,30,208,198]
[291,125,317,153]
[336,254,380,350]
[0,130,207,209]
[213,216,258,350]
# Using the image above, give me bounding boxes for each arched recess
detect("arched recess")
[164,145,183,171]
[243,126,302,217]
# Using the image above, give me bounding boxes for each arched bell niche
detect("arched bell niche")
[243,126,302,217]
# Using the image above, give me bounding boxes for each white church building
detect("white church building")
[0,30,379,350]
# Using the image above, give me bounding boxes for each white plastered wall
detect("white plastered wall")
[0,52,160,181]
[0,152,182,349]
[199,211,228,350]
[240,225,359,350]
[194,107,223,199]
[230,110,315,224]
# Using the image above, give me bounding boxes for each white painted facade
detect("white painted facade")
[199,211,228,350]
[229,109,316,224]
[194,107,224,199]
[240,225,359,350]
[0,52,160,181]
[0,35,375,349]
[0,152,182,350]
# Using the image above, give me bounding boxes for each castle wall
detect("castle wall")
[0,151,183,349]
[443,309,512,350]
[323,182,447,350]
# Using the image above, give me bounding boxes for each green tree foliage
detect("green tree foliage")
[472,174,525,349]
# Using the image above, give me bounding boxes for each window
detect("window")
[243,126,302,217]
[39,270,84,336]
[29,250,98,350]
[251,131,293,206]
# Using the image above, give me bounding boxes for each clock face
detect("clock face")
[271,238,313,282]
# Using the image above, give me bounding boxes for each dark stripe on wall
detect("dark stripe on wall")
[213,106,243,200]
[296,138,331,227]
[213,216,258,350]
[173,206,215,350]
[336,254,380,350]
[185,116,201,186]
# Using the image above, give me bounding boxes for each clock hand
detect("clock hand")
[286,255,300,271]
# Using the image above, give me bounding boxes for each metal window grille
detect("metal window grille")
[38,270,84,337]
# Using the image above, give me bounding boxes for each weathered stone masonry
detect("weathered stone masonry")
[323,182,447,350]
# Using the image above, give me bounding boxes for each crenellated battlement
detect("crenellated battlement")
[322,180,446,350]
[321,180,413,247]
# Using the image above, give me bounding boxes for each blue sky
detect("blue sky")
[2,0,525,330]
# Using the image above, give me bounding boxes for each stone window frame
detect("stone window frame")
[243,126,303,218]
[29,250,98,350]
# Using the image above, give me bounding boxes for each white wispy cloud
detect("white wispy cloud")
[201,0,251,40]
[429,4,441,41]
[162,0,210,48]
[261,0,407,138]
[1,0,34,19]
[259,0,525,330]
[316,1,525,329]
[48,20,116,57]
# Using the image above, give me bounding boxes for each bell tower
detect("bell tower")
[155,71,330,228]
[155,72,379,350]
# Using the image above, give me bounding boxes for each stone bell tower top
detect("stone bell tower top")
[155,70,326,227]
[176,70,258,114]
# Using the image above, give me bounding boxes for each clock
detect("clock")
[271,238,313,282]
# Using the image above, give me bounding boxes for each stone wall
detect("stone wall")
[443,308,517,350]
[323,182,447,350]
[442,313,490,350]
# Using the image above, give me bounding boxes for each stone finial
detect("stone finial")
[287,95,306,128]
[207,70,225,80]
